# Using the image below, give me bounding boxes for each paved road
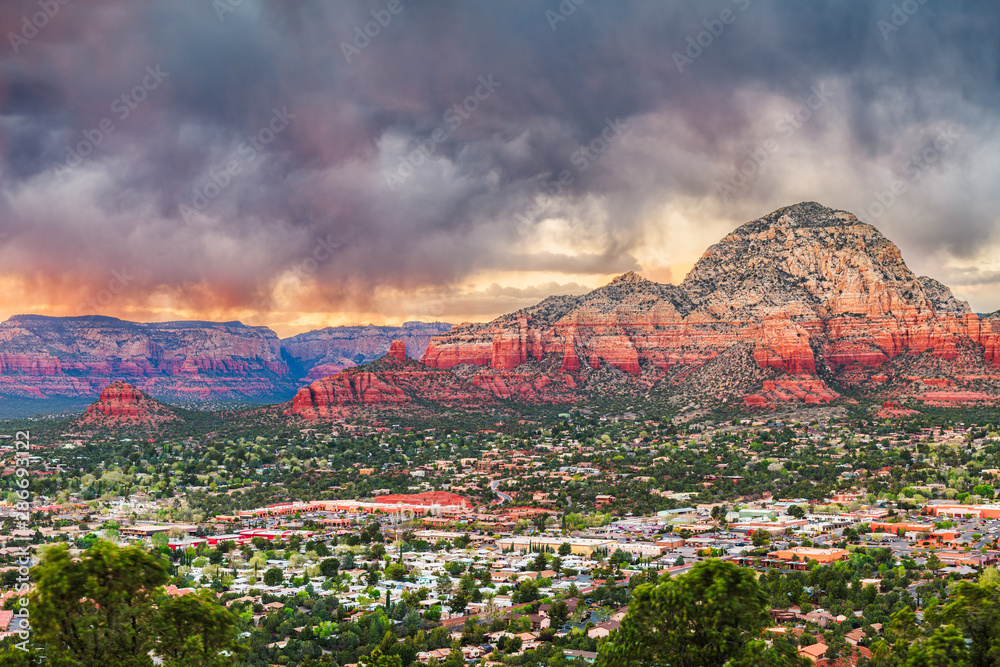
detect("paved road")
[489,478,512,504]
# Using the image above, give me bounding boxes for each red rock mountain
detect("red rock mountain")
[77,381,180,427]
[422,202,1000,408]
[287,339,503,420]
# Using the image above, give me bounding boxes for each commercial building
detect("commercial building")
[767,547,849,564]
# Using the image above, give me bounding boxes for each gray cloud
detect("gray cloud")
[2,0,1000,328]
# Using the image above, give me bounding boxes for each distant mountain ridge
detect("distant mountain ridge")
[0,315,450,401]
[282,322,452,381]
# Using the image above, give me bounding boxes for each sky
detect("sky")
[1,0,998,337]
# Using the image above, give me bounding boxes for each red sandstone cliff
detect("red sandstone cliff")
[287,340,502,420]
[0,316,291,400]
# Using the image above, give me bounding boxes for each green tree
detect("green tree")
[974,485,995,500]
[29,542,167,666]
[889,605,921,647]
[358,647,402,667]
[449,590,470,615]
[596,560,773,667]
[942,578,1000,666]
[385,563,407,581]
[869,639,896,667]
[153,591,243,667]
[10,542,240,667]
[903,625,971,667]
[319,557,339,578]
[926,554,943,573]
[512,579,540,604]
[263,567,283,586]
[727,639,812,667]
[549,600,570,628]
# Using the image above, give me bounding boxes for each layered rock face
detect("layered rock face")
[77,381,179,427]
[0,316,291,400]
[422,202,1000,407]
[288,340,501,420]
[281,321,452,380]
[0,317,453,402]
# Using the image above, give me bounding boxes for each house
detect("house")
[587,620,621,638]
[564,649,598,663]
[845,628,867,645]
[0,610,14,639]
[526,614,550,630]
[417,648,452,663]
[461,645,486,660]
[798,643,828,662]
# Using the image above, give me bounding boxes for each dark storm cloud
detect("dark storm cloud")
[1,0,1000,323]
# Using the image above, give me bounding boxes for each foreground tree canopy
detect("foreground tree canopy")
[596,559,810,667]
[0,541,241,667]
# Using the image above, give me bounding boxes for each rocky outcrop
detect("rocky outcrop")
[287,344,501,420]
[422,202,1000,407]
[876,401,922,418]
[980,313,1000,367]
[919,276,972,317]
[76,381,180,427]
[281,322,452,380]
[387,339,408,362]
